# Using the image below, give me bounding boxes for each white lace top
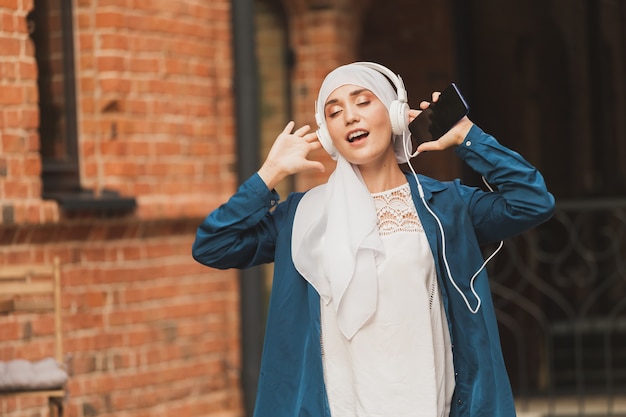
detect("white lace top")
[321,183,455,417]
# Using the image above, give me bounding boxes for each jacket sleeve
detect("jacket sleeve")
[192,173,285,269]
[454,125,556,244]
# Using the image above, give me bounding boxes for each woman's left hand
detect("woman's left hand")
[408,91,474,154]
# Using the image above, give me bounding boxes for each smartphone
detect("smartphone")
[408,83,469,144]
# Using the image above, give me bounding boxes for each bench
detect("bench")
[0,257,68,417]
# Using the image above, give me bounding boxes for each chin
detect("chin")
[341,153,379,167]
[341,146,395,167]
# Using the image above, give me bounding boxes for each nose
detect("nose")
[343,104,359,125]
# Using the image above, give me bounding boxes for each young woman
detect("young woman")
[192,62,555,417]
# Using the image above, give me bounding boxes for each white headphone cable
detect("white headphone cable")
[401,131,503,314]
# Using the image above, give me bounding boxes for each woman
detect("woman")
[192,62,555,417]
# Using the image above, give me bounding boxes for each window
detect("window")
[28,0,79,194]
[28,0,135,212]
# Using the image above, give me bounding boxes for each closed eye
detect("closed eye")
[327,108,342,118]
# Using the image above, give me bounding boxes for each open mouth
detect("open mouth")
[347,130,369,143]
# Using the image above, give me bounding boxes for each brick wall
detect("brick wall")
[1,0,243,416]
[0,0,53,224]
[74,0,236,219]
[1,0,236,224]
[0,221,241,417]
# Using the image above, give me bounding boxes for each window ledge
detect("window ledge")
[43,189,136,213]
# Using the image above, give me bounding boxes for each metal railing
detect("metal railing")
[486,199,626,416]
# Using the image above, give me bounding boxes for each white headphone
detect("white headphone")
[315,62,410,160]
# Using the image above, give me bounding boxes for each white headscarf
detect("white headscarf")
[291,63,413,339]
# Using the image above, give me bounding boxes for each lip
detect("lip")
[346,129,369,143]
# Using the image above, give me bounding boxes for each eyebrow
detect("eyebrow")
[324,88,369,108]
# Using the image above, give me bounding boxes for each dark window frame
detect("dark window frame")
[30,0,135,213]
[39,0,80,194]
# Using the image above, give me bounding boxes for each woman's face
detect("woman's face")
[324,84,395,166]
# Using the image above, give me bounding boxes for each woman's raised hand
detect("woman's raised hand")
[408,91,474,154]
[258,121,325,190]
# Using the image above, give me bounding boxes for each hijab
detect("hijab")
[291,63,413,339]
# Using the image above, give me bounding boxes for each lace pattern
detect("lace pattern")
[372,183,423,236]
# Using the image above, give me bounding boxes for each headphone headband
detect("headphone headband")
[351,62,408,102]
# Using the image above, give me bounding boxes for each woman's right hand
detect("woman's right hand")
[257,121,325,190]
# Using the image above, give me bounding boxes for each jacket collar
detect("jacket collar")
[405,172,447,200]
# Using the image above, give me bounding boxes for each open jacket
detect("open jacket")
[192,125,556,417]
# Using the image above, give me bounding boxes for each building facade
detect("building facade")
[2,1,241,416]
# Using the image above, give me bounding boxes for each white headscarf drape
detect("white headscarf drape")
[291,63,413,339]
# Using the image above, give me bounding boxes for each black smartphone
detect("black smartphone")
[408,83,469,144]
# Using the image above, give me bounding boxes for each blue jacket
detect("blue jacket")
[192,125,555,417]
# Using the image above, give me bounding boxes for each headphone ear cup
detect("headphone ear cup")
[316,126,337,160]
[389,100,410,136]
[315,110,338,160]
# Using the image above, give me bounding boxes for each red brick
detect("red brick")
[4,158,21,179]
[20,108,38,129]
[97,55,125,72]
[99,77,131,93]
[95,11,125,29]
[22,154,41,175]
[102,160,138,177]
[0,0,19,10]
[0,321,20,340]
[0,84,23,105]
[3,179,30,198]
